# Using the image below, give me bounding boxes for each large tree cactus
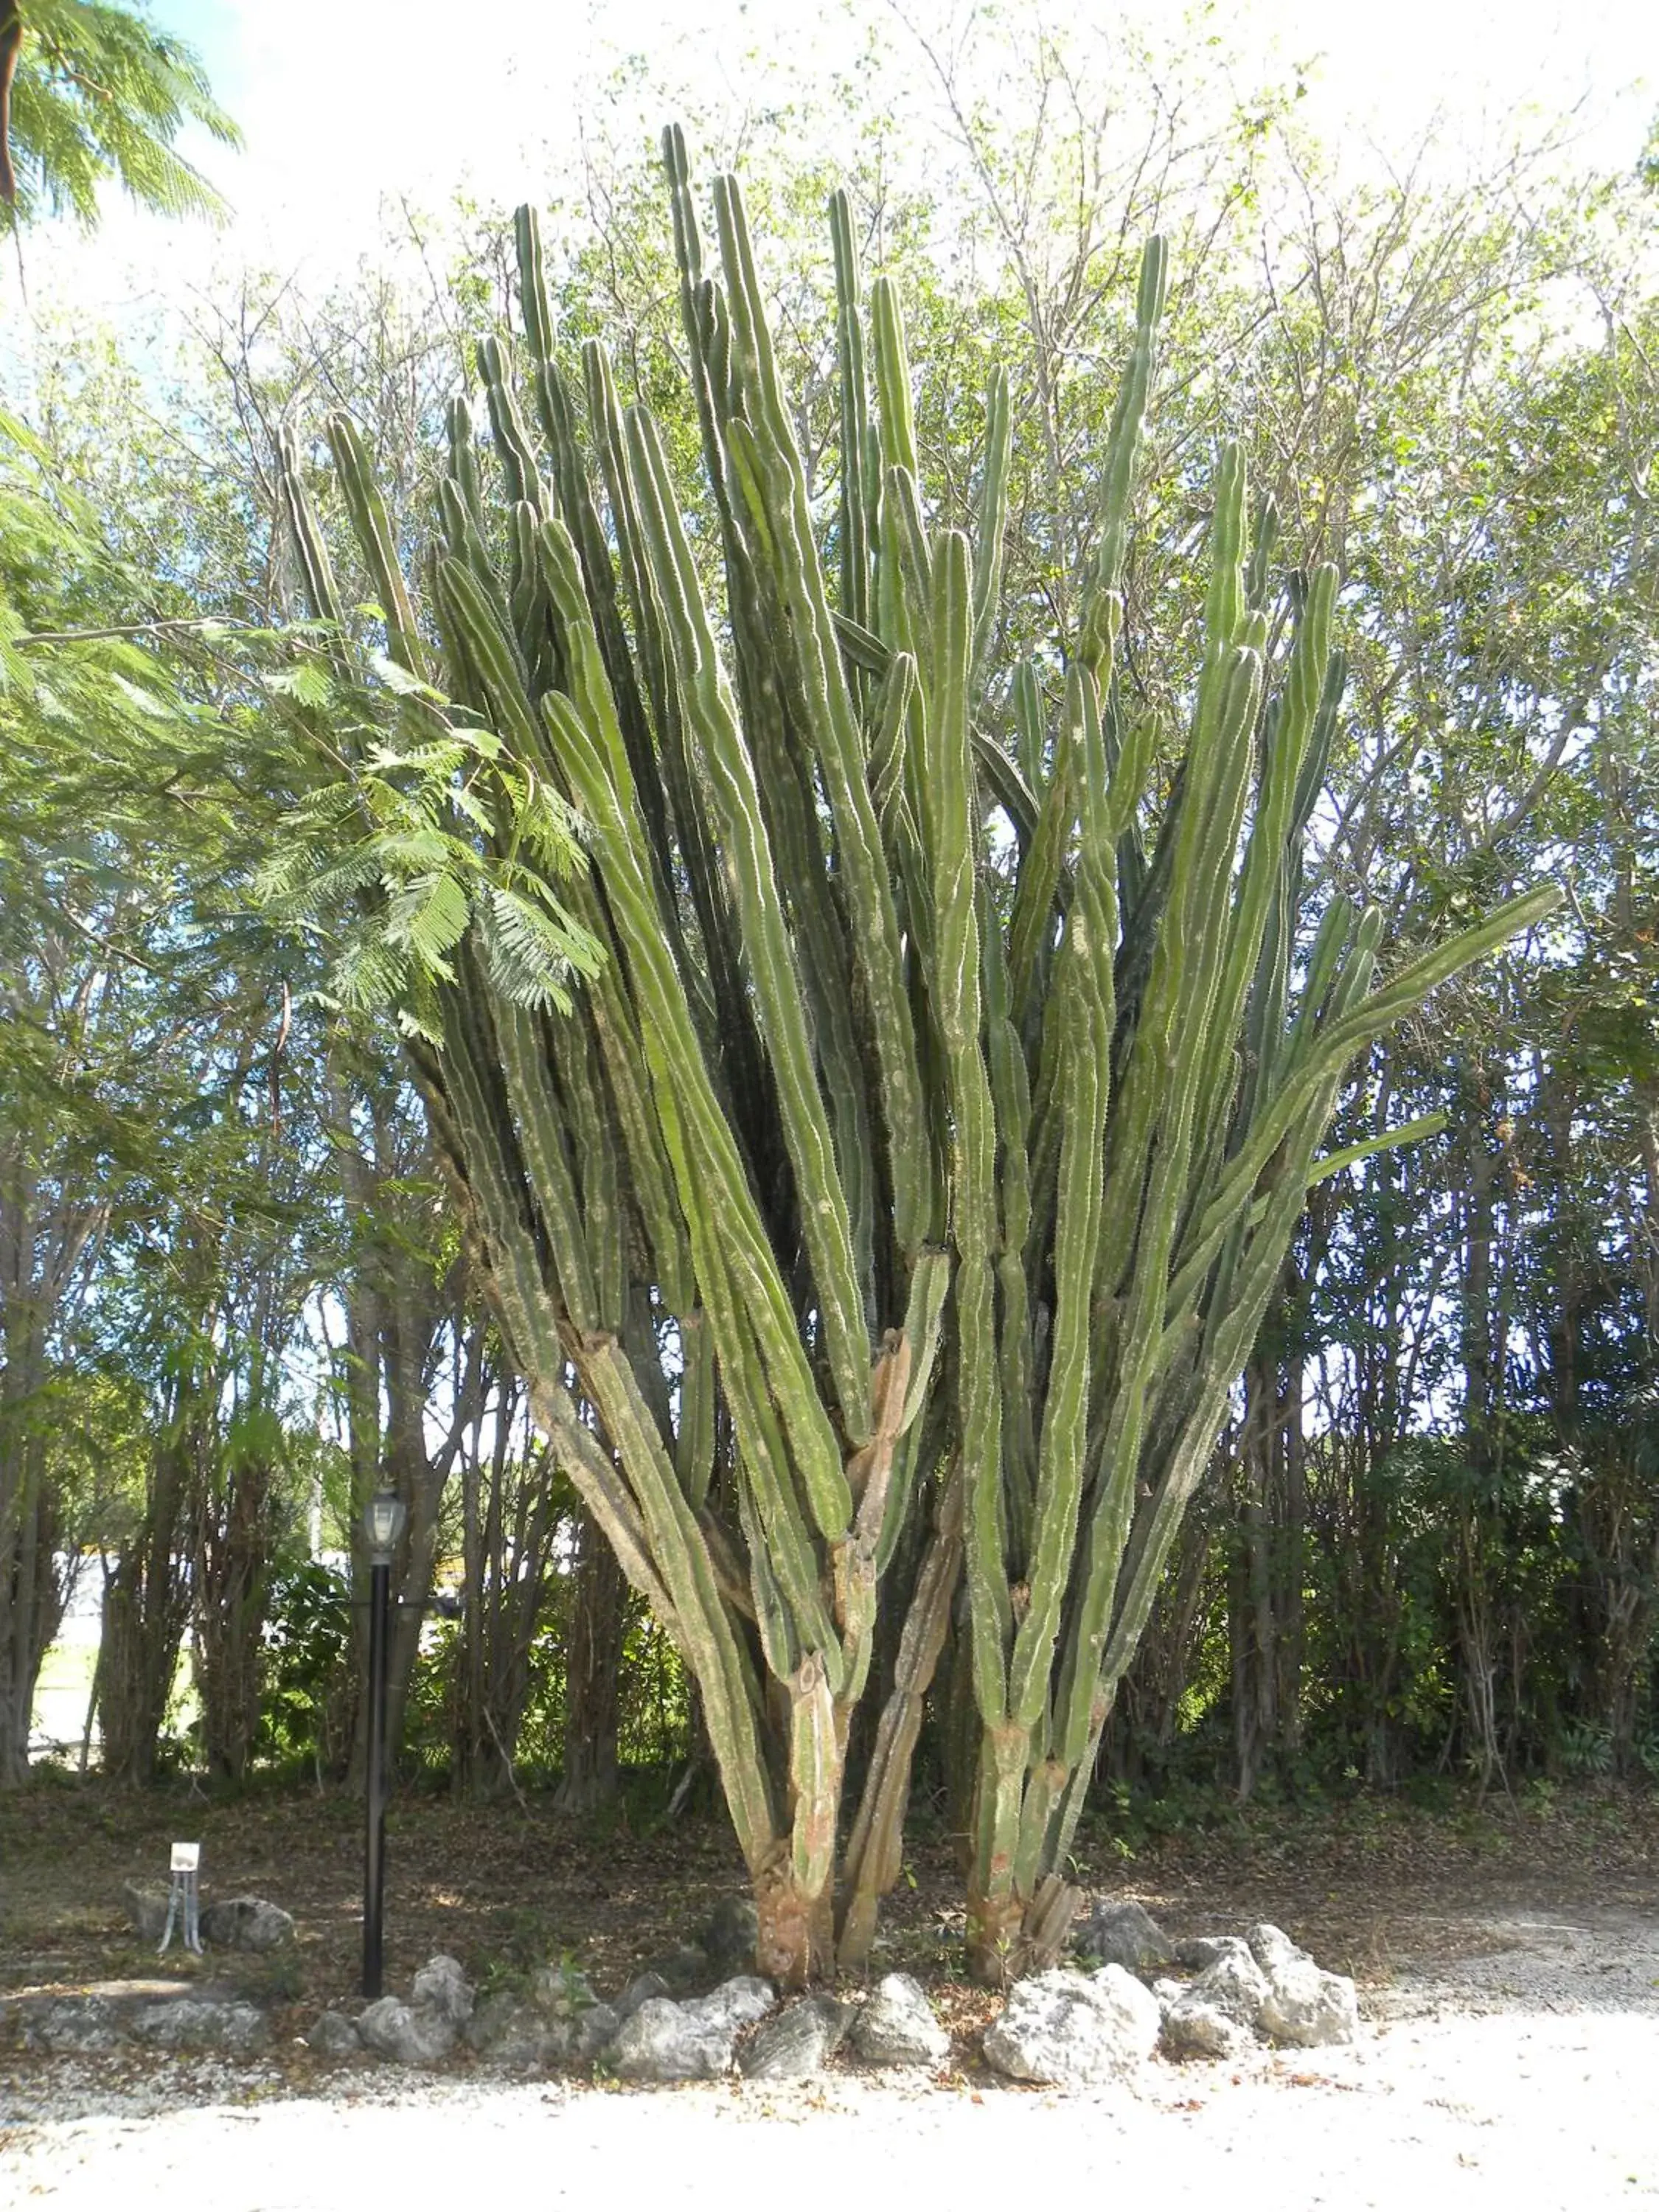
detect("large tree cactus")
[276,130,1554,1984]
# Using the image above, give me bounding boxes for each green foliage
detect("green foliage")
[403,1582,692,1785]
[2,0,239,230]
[0,407,229,840]
[256,1561,355,1781]
[251,667,602,1034]
[249,419,604,1034]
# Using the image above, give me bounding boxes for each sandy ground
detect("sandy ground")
[4,1907,1658,2211]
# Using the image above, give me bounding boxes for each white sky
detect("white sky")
[2,0,1652,332]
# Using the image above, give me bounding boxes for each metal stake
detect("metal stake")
[362,1550,391,1999]
[159,1843,202,1955]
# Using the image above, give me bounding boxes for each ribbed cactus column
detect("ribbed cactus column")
[846,232,1554,1980]
[276,132,1556,1987]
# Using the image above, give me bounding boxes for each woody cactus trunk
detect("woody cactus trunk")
[277,130,1554,1986]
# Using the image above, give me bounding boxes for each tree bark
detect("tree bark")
[0,1141,103,1785]
[555,1506,625,1813]
[94,1427,192,1784]
[194,1450,277,1784]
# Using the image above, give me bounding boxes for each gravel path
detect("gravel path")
[5,1911,1658,2209]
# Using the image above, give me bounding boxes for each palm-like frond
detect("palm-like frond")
[4,0,240,229]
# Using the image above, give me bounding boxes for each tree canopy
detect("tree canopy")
[0,0,237,226]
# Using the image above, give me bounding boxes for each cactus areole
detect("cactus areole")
[279,128,1556,1987]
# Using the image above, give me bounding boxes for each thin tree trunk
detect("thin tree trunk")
[94,1427,192,1784]
[195,1450,277,1784]
[1279,1358,1306,1759]
[0,1152,103,1787]
[555,1506,625,1813]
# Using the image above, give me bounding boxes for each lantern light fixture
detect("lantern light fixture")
[364,1489,406,1568]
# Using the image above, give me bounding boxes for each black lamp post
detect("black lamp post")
[361,1486,406,2000]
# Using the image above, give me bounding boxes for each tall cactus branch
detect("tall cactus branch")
[276,134,1557,1990]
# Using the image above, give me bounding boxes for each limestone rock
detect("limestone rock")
[198,1897,295,1953]
[982,1965,1161,2088]
[306,2010,363,2058]
[14,1994,123,2054]
[1174,1934,1237,1971]
[619,1944,709,2003]
[465,1992,573,2068]
[526,1962,599,2020]
[573,2001,619,2059]
[1247,1924,1360,2048]
[604,1999,712,2082]
[121,1882,170,1945]
[616,1969,674,2023]
[849,1974,950,2067]
[1090,1963,1164,2045]
[410,1954,474,2025]
[1074,1899,1173,1975]
[130,1998,271,2053]
[605,1975,776,2082]
[700,1896,759,1980]
[1161,1994,1253,2060]
[697,1975,777,2030]
[739,1994,849,2079]
[1185,1938,1272,2029]
[358,1996,457,2066]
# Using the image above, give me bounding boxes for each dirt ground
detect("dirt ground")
[4,1775,1658,2013]
[2,1781,1658,2206]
